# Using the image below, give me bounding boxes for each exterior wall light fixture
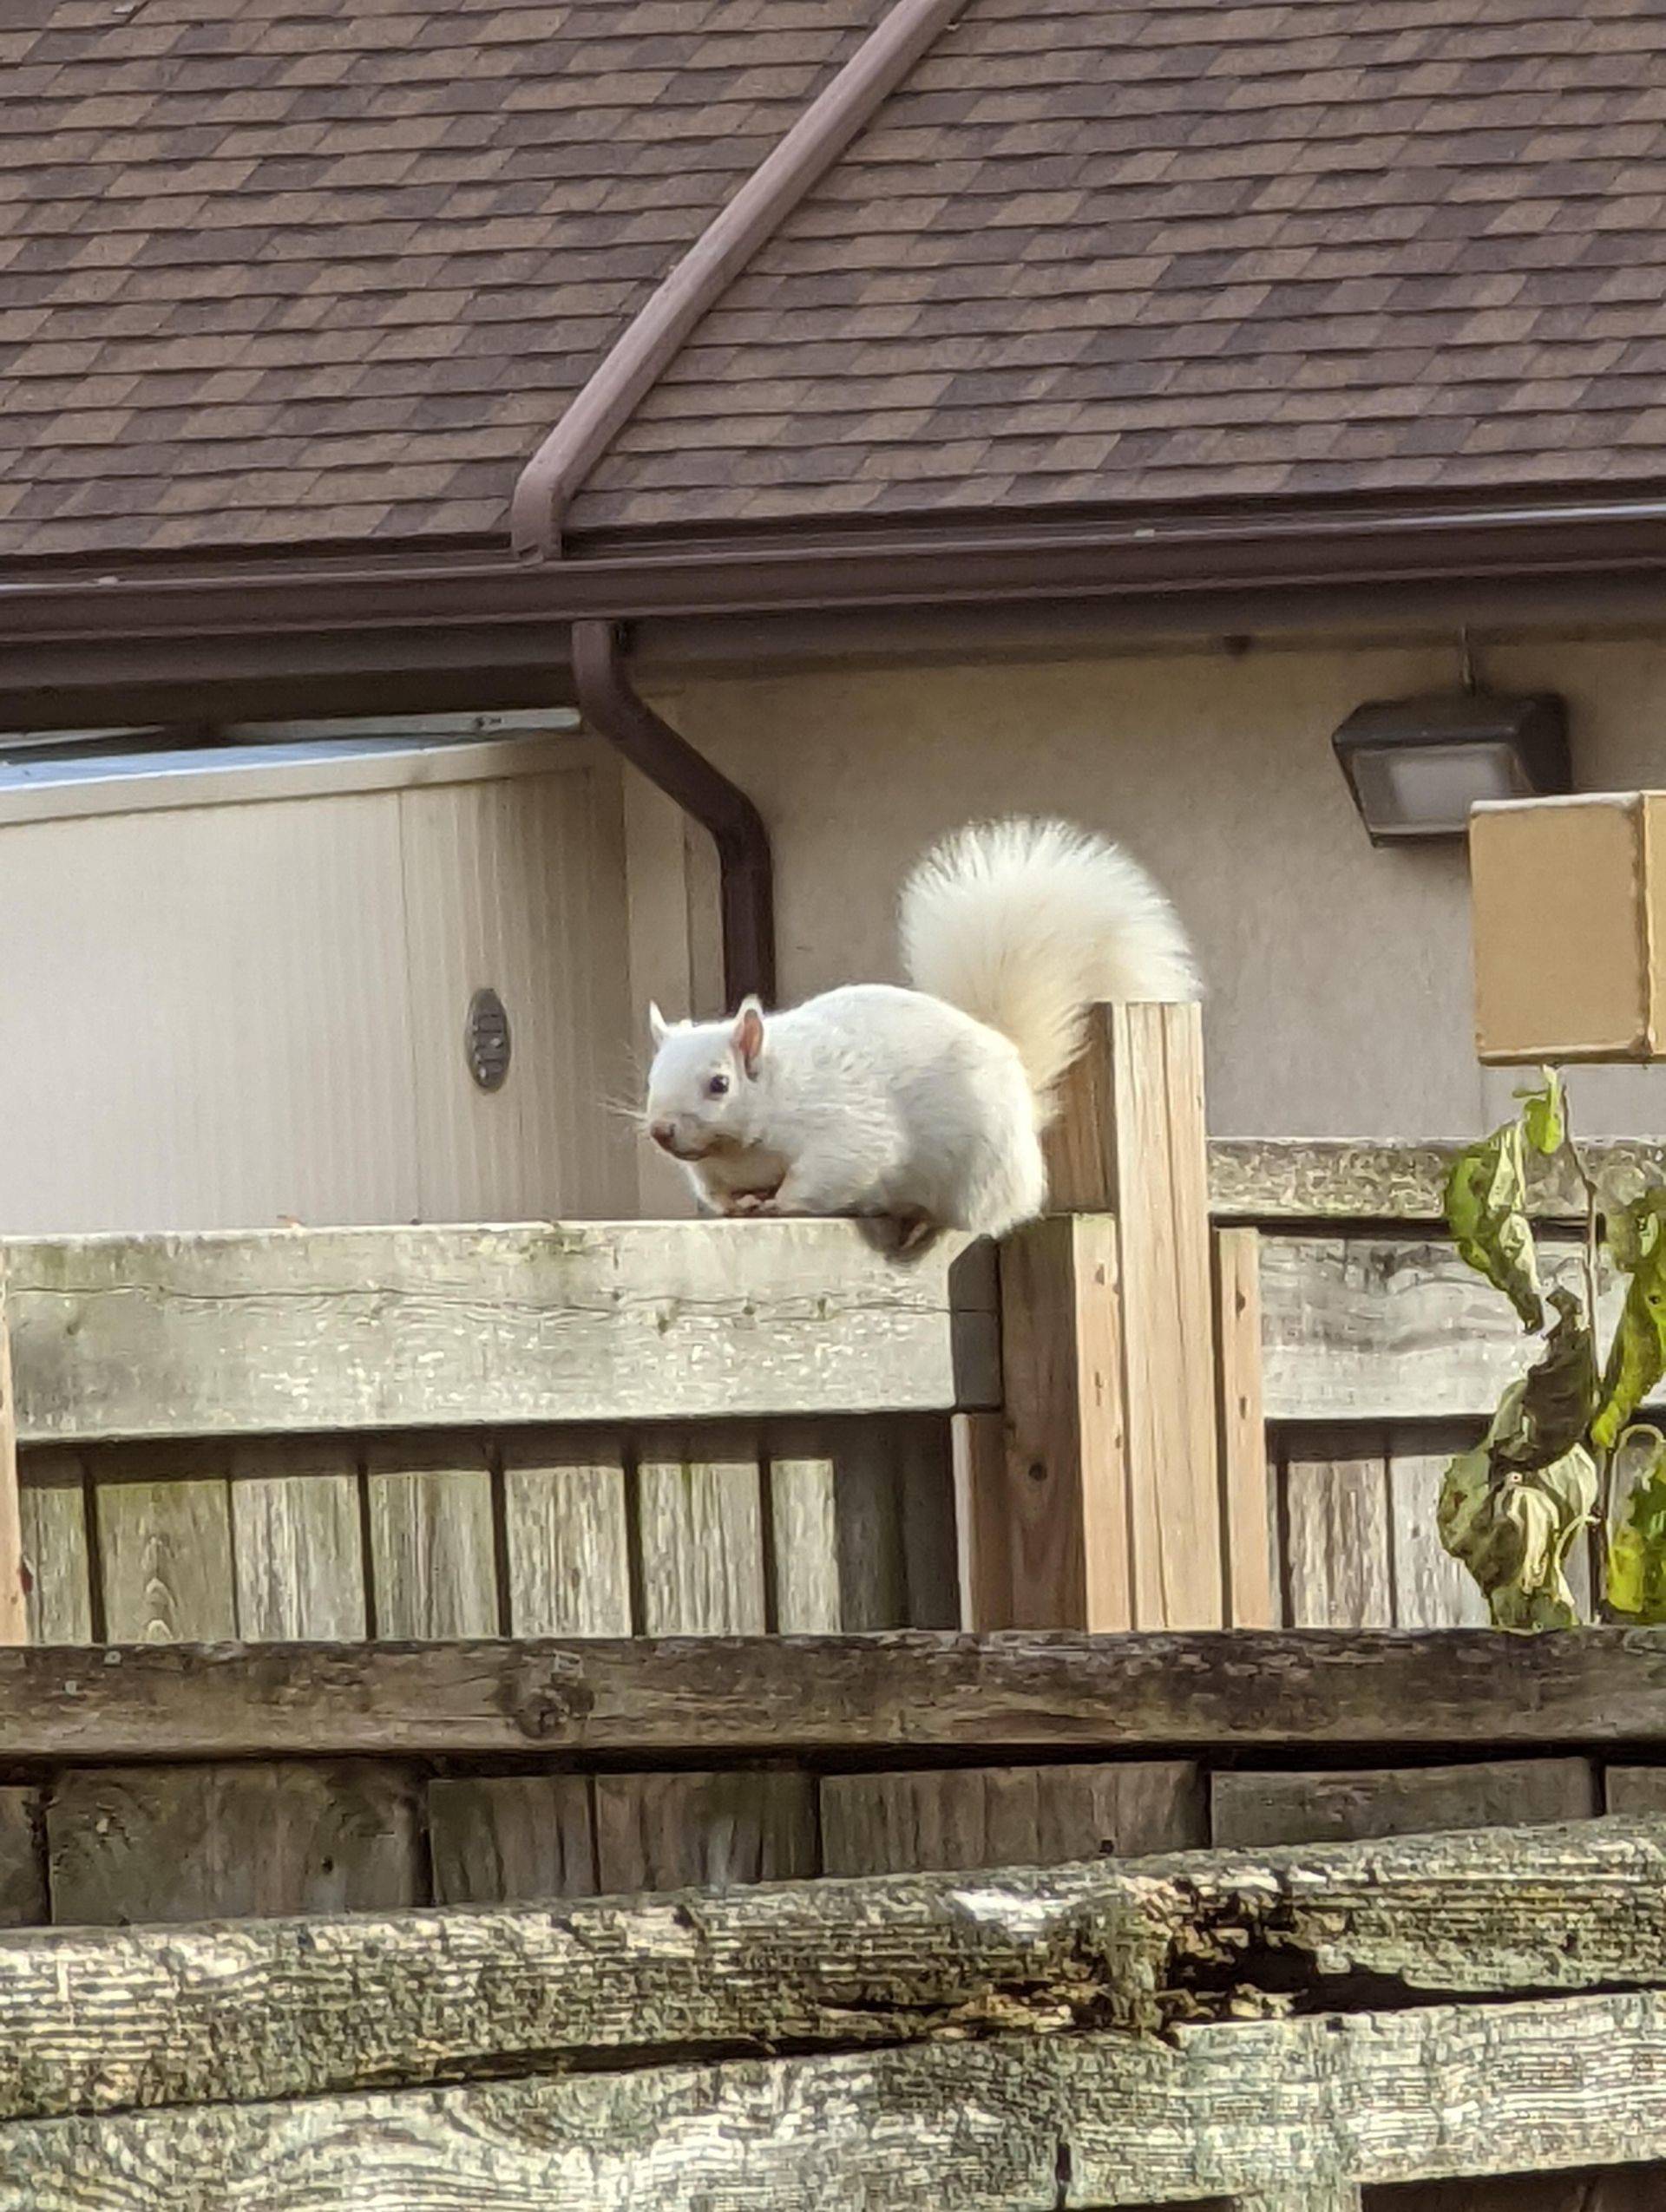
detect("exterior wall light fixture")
[1332,689,1571,845]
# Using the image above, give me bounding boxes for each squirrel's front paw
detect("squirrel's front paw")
[725,1190,774,1216]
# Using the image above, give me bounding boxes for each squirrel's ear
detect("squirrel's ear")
[648,1001,669,1046]
[731,994,765,1077]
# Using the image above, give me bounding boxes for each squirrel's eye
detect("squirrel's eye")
[706,1072,731,1097]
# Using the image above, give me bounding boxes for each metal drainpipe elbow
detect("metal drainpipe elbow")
[572,618,776,1012]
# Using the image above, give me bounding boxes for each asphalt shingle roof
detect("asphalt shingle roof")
[8,0,1666,561]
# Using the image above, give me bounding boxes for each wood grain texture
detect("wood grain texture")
[820,1761,1205,1875]
[953,1411,1010,1633]
[365,1436,498,1640]
[1108,1004,1223,1632]
[1210,1759,1598,1849]
[593,1768,817,1891]
[1230,2191,1361,2210]
[1387,1444,1489,1630]
[764,1425,842,1634]
[8,1816,1666,2124]
[0,1269,26,1643]
[993,1214,1129,1629]
[895,1416,961,1629]
[426,1776,597,1905]
[5,1221,1000,1444]
[0,1787,43,1927]
[501,1430,632,1638]
[1604,1767,1666,1815]
[829,1417,911,1630]
[1214,1228,1273,1628]
[15,1633,1666,1763]
[16,1450,92,1646]
[45,1761,423,1926]
[635,1427,767,1635]
[1258,1236,1636,1423]
[93,1450,236,1643]
[1207,1137,1666,1223]
[9,1992,1666,2209]
[229,1439,365,1642]
[1283,1446,1394,1629]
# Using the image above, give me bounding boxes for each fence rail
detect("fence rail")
[7,1132,1661,1656]
[0,1792,1663,2209]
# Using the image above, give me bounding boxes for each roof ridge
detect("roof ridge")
[508,0,964,562]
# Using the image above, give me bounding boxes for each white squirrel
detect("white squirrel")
[643,816,1198,1241]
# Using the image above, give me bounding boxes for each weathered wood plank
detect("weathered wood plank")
[365,1436,498,1640]
[953,1411,1010,1632]
[92,1451,237,1643]
[765,1426,842,1634]
[0,1790,43,1927]
[1214,1228,1273,1627]
[229,1439,365,1642]
[1283,1445,1394,1629]
[426,1776,597,1906]
[1210,1759,1598,1849]
[1205,1137,1666,1223]
[501,1430,632,1638]
[1259,1236,1637,1423]
[1605,1768,1666,1815]
[4,1221,1000,1444]
[896,1417,961,1629]
[1111,1003,1224,1631]
[593,1768,817,1890]
[14,1632,1666,1763]
[16,1451,92,1646]
[635,1427,767,1636]
[9,1992,1666,2209]
[989,1214,1130,1628]
[1229,2191,1362,2211]
[45,1762,423,1926]
[5,1817,1666,2124]
[820,1761,1205,1875]
[0,1268,26,1645]
[1387,1443,1489,1629]
[830,1417,911,1629]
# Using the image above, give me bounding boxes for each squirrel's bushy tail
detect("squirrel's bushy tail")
[898,817,1199,1107]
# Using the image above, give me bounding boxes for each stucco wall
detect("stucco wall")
[633,632,1666,1142]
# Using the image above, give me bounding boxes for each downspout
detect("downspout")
[514,0,964,1009]
[574,618,775,1007]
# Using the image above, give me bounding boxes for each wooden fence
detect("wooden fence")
[6,1114,1665,1649]
[0,1631,1663,2209]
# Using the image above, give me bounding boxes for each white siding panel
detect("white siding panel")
[0,795,418,1234]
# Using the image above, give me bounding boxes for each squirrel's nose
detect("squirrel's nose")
[650,1121,676,1151]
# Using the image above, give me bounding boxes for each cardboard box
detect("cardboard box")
[1471,793,1666,1063]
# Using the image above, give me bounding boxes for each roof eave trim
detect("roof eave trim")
[508,0,963,564]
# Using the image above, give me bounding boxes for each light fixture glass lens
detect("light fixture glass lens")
[1348,739,1530,835]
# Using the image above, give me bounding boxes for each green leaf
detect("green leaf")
[1493,1287,1597,1472]
[1593,1195,1666,1450]
[1605,1426,1666,1622]
[1515,1067,1565,1157]
[1445,1119,1545,1332]
[1439,1388,1596,1632]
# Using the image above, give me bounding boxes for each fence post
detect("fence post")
[960,1000,1260,1630]
[0,1259,29,1643]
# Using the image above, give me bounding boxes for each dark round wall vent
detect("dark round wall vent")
[465,987,511,1092]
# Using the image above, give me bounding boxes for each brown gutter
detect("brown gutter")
[20,488,1666,646]
[573,620,775,1006]
[15,486,1666,726]
[508,0,965,560]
